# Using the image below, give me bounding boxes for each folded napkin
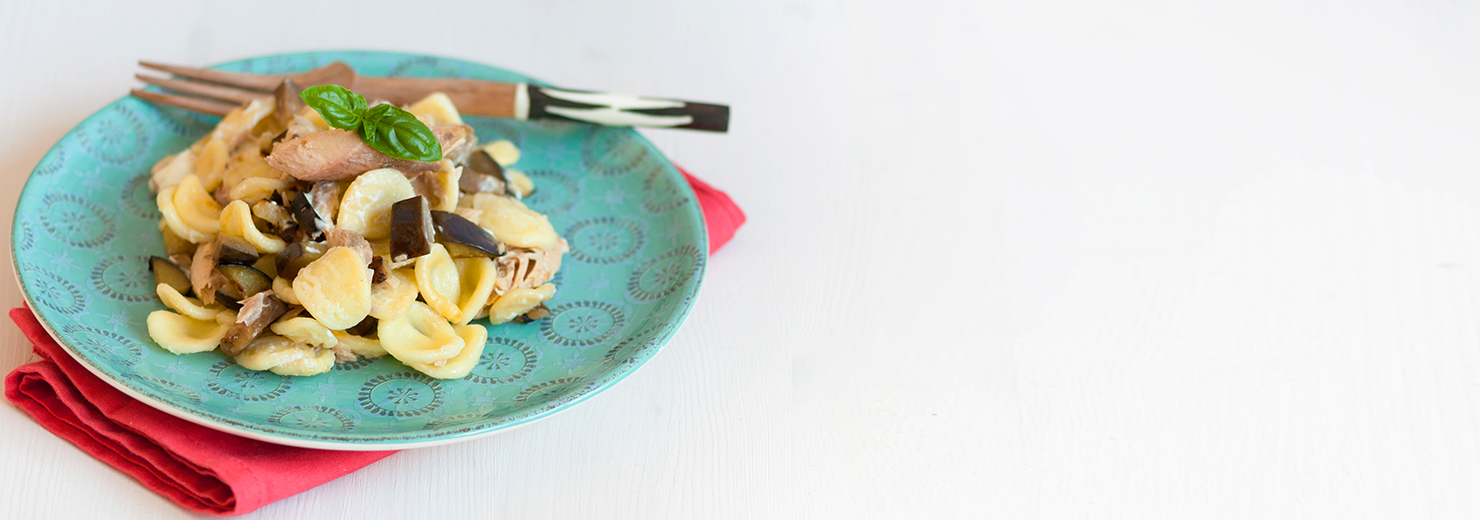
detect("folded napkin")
[4,169,743,516]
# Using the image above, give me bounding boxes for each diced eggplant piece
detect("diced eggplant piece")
[252,254,279,279]
[458,170,505,195]
[216,264,272,300]
[346,315,379,337]
[442,242,494,258]
[289,191,327,238]
[512,303,552,323]
[275,241,327,280]
[161,226,196,257]
[274,223,300,243]
[215,237,260,265]
[219,292,288,356]
[465,149,507,183]
[149,256,192,295]
[215,292,243,310]
[430,210,502,258]
[368,256,388,284]
[390,196,434,262]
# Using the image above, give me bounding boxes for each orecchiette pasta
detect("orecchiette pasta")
[170,174,223,239]
[219,200,287,253]
[143,91,567,380]
[488,284,557,325]
[406,323,487,379]
[235,335,335,377]
[333,331,388,359]
[369,268,418,321]
[272,276,301,305]
[407,92,464,126]
[378,301,465,364]
[465,193,561,249]
[483,140,520,167]
[415,243,463,322]
[454,257,498,326]
[270,317,339,349]
[155,283,223,321]
[337,168,416,239]
[195,138,229,192]
[227,176,292,205]
[293,246,373,330]
[146,309,235,354]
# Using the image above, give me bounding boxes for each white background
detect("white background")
[3,0,1480,518]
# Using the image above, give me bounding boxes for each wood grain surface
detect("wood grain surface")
[4,0,1480,518]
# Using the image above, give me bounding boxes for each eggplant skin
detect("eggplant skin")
[219,293,288,356]
[390,196,435,261]
[289,192,326,239]
[430,210,503,258]
[216,264,272,300]
[149,256,193,295]
[276,241,327,280]
[214,238,260,266]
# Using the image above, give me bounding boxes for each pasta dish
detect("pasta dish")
[144,89,566,380]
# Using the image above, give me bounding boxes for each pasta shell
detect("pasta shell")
[369,268,418,321]
[235,335,334,376]
[292,246,373,330]
[234,336,308,370]
[210,97,275,150]
[415,243,463,321]
[468,193,561,249]
[171,174,223,237]
[482,140,520,167]
[406,323,487,379]
[219,200,287,253]
[194,138,228,192]
[155,283,223,321]
[336,168,416,239]
[227,176,291,205]
[146,309,234,354]
[272,276,300,305]
[269,317,339,349]
[269,349,335,376]
[158,186,213,244]
[150,149,196,192]
[505,169,534,198]
[453,257,498,326]
[406,92,464,126]
[488,284,557,325]
[333,331,388,359]
[377,301,465,364]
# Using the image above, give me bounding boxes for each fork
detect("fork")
[131,61,729,133]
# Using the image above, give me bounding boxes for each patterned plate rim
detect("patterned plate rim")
[9,51,709,450]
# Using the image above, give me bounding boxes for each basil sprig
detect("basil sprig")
[300,85,442,162]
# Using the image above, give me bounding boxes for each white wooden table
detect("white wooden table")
[5,0,1480,517]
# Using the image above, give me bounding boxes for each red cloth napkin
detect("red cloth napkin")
[3,170,743,516]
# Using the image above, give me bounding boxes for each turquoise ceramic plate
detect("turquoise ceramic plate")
[11,51,706,449]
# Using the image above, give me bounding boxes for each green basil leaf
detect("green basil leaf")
[299,85,367,130]
[358,103,442,162]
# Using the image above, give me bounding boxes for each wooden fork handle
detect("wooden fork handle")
[353,77,520,118]
[353,77,729,132]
